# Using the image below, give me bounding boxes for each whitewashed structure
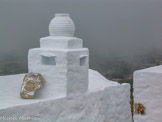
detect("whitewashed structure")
[134,65,162,122]
[0,13,132,122]
[28,14,89,98]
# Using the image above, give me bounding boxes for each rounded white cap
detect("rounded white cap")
[49,13,75,37]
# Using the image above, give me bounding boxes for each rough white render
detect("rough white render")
[0,13,132,122]
[28,47,89,98]
[49,13,75,37]
[0,69,132,122]
[133,65,162,122]
[40,36,83,49]
[31,20,88,98]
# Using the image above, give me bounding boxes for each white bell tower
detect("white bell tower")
[28,13,89,98]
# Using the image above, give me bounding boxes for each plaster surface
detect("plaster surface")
[28,48,89,98]
[0,69,131,122]
[0,13,132,122]
[134,65,162,122]
[40,36,83,49]
[49,13,75,37]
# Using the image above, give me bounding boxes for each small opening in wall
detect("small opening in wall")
[41,56,56,65]
[80,56,87,66]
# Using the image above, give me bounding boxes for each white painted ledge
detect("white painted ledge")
[0,69,132,122]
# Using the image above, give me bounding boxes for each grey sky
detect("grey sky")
[0,0,162,70]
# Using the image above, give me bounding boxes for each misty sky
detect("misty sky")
[0,0,162,71]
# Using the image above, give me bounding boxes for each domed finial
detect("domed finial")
[49,13,75,37]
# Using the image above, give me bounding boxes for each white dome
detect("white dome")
[49,13,75,37]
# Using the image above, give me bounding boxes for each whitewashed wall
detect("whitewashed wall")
[134,65,162,122]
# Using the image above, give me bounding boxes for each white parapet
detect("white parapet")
[0,69,132,122]
[133,65,162,122]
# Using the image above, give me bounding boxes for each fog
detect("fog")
[0,0,162,72]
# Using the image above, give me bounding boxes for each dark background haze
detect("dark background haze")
[0,0,162,72]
